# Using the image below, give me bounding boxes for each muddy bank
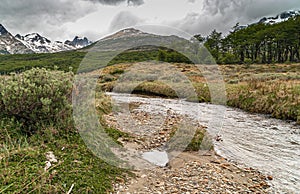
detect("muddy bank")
[106,92,300,193]
[112,151,271,193]
[104,93,272,193]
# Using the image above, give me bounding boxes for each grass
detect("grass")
[0,51,86,74]
[165,122,213,152]
[227,80,300,122]
[97,63,300,124]
[0,92,132,193]
[0,46,191,74]
[184,128,213,151]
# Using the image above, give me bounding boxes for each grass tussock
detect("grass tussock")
[227,80,300,123]
[0,119,129,193]
[166,124,213,152]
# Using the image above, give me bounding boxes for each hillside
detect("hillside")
[0,51,86,74]
[0,28,193,74]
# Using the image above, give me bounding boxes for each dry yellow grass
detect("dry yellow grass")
[96,63,300,123]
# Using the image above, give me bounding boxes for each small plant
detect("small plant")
[0,68,74,133]
[184,128,212,151]
[109,68,125,75]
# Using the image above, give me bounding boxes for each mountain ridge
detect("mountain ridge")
[0,24,9,35]
[0,25,34,54]
[0,24,92,54]
[258,10,300,24]
[236,9,300,31]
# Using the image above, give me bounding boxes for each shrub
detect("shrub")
[219,53,238,64]
[0,68,74,133]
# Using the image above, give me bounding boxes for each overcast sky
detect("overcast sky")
[1,0,300,41]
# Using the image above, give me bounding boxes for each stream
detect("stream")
[108,92,300,193]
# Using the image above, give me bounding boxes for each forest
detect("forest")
[195,15,300,64]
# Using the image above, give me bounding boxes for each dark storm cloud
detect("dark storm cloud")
[202,0,300,19]
[86,0,144,6]
[174,0,300,36]
[242,0,300,19]
[0,0,96,39]
[1,0,299,41]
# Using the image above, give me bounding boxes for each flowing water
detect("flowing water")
[108,93,300,193]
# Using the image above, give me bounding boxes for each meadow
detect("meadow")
[0,49,299,192]
[98,63,300,124]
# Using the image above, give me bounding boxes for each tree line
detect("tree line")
[195,15,300,64]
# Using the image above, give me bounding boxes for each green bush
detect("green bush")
[0,68,74,133]
[220,53,238,64]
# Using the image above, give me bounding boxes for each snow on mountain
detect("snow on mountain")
[258,10,300,24]
[102,28,149,41]
[0,24,9,36]
[0,24,33,54]
[15,33,82,53]
[0,24,93,54]
[235,10,300,32]
[89,27,190,53]
[65,36,92,49]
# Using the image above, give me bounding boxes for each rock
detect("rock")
[141,174,147,178]
[155,181,165,187]
[116,177,125,183]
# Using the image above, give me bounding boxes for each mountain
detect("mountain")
[90,28,190,52]
[0,24,92,54]
[65,36,92,48]
[15,33,76,53]
[0,24,8,35]
[236,10,300,31]
[258,10,300,24]
[101,28,149,41]
[0,24,34,54]
[75,27,196,72]
[15,33,93,53]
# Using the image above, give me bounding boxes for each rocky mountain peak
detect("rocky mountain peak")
[102,28,148,40]
[0,24,33,54]
[64,36,92,48]
[0,24,9,35]
[258,10,300,24]
[24,33,51,44]
[235,10,300,32]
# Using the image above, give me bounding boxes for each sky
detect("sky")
[0,0,300,41]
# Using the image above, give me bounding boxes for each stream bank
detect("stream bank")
[104,93,276,193]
